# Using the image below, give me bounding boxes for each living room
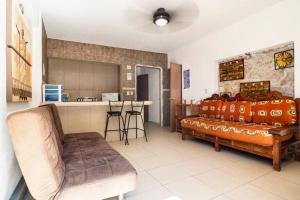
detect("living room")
[1,0,300,200]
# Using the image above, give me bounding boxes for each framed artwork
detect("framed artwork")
[183,69,190,89]
[219,58,244,82]
[6,0,32,102]
[274,49,294,70]
[240,81,270,99]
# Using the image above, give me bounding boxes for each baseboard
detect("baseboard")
[10,177,32,200]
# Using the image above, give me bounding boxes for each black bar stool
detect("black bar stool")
[124,101,148,142]
[104,101,128,145]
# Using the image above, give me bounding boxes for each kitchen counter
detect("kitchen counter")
[42,101,153,142]
[42,101,153,107]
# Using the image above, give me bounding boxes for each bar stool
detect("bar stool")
[124,101,148,142]
[104,101,128,144]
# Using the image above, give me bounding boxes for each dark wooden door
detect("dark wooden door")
[170,63,182,131]
[137,74,149,122]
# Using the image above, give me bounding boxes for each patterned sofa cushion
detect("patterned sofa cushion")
[199,100,223,119]
[181,117,293,146]
[221,101,252,123]
[252,99,297,126]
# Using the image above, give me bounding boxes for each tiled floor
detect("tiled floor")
[107,123,300,200]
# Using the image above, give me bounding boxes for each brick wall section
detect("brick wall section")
[47,38,170,125]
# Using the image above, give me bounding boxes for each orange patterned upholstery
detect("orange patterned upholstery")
[199,100,223,119]
[252,99,297,126]
[181,117,292,146]
[221,101,252,123]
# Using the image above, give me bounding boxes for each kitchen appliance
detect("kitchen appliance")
[102,93,119,101]
[43,84,64,102]
[77,97,97,102]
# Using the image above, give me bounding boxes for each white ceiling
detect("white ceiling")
[34,0,283,53]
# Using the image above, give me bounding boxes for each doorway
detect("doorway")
[136,66,162,125]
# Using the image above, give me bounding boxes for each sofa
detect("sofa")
[181,91,300,171]
[6,104,137,200]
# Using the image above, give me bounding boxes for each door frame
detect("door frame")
[170,63,183,131]
[135,65,163,127]
[137,74,149,122]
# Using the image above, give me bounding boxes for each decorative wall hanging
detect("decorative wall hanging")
[219,59,244,82]
[240,81,270,99]
[274,49,294,70]
[6,0,32,102]
[183,69,190,89]
[218,42,294,97]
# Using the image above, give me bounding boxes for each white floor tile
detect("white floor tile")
[165,177,220,200]
[195,169,246,193]
[226,184,283,200]
[127,171,162,196]
[251,173,300,200]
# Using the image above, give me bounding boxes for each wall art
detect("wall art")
[6,0,32,102]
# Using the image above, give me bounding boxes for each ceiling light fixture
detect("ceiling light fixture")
[153,8,170,27]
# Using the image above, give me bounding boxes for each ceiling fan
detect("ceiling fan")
[125,0,199,34]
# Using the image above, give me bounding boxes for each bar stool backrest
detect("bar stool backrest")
[109,100,124,113]
[130,101,144,113]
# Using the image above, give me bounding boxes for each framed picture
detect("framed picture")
[274,49,294,70]
[240,81,270,99]
[6,0,32,102]
[183,69,190,89]
[219,58,244,82]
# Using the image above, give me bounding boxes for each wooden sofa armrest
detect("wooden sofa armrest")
[269,125,300,136]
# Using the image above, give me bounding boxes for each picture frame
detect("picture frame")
[274,49,294,70]
[240,81,270,99]
[6,0,32,102]
[219,58,244,82]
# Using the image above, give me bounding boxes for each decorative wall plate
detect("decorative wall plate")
[274,49,294,70]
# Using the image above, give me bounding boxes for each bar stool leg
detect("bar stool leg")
[118,116,121,141]
[126,114,131,141]
[122,113,127,141]
[140,115,148,142]
[135,114,138,139]
[104,114,109,139]
[121,115,128,145]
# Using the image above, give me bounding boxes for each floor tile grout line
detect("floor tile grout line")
[249,183,288,200]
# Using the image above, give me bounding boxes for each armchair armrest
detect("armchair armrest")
[269,125,300,136]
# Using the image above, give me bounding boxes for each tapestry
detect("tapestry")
[6,0,32,102]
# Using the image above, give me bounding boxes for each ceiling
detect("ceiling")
[34,0,283,53]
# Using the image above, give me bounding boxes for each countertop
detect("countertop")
[41,101,153,107]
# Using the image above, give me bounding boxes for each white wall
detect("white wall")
[0,0,42,199]
[136,67,160,124]
[169,0,300,101]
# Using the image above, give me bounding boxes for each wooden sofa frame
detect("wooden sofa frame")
[181,91,300,171]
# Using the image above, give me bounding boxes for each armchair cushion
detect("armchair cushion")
[199,100,223,119]
[252,99,297,126]
[221,101,252,123]
[181,117,293,146]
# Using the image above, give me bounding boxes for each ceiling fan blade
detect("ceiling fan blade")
[170,0,199,22]
[167,20,194,32]
[124,7,152,27]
